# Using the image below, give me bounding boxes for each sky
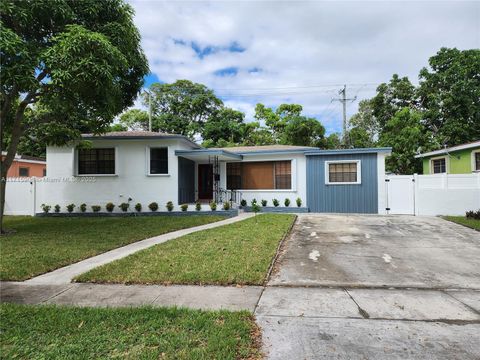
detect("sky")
[128,0,480,135]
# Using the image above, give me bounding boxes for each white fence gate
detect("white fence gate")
[386,173,480,216]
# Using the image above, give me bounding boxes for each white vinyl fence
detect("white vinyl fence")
[386,173,480,216]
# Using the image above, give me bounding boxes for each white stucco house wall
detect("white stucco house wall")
[31,131,391,214]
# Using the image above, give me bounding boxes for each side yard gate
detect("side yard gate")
[386,173,480,216]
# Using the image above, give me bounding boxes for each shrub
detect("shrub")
[251,202,261,215]
[272,198,279,207]
[41,204,51,214]
[134,203,142,212]
[195,201,202,211]
[66,203,75,213]
[54,204,61,213]
[79,203,87,213]
[240,199,247,207]
[222,201,230,210]
[466,209,480,220]
[261,199,267,207]
[296,197,302,207]
[166,201,174,212]
[106,202,115,213]
[180,203,188,212]
[148,202,158,212]
[119,202,130,212]
[91,205,101,213]
[210,201,217,211]
[284,198,290,207]
[251,198,257,206]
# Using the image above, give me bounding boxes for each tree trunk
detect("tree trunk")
[0,95,31,234]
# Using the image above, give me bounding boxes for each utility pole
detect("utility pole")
[148,91,152,132]
[332,85,357,145]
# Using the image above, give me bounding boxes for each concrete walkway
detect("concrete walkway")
[25,212,254,285]
[1,282,262,311]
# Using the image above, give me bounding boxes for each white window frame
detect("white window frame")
[429,155,448,174]
[472,150,480,172]
[75,146,118,177]
[146,146,170,176]
[325,160,361,185]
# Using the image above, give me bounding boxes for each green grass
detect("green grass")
[0,303,261,360]
[0,215,224,281]
[76,214,295,286]
[443,216,480,231]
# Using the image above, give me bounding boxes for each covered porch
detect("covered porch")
[175,149,243,205]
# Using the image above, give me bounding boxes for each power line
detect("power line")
[331,85,357,141]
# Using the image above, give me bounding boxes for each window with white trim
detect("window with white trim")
[325,161,361,184]
[19,167,29,177]
[149,147,168,174]
[78,148,115,175]
[474,152,480,172]
[431,158,446,174]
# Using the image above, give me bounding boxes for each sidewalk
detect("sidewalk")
[0,282,262,311]
[25,212,254,285]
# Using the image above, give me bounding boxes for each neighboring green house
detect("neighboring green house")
[415,141,480,174]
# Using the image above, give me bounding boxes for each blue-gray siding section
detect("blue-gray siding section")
[178,157,195,204]
[307,153,378,213]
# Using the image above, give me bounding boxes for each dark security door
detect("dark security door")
[198,164,213,200]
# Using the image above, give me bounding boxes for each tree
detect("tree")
[346,126,375,148]
[418,47,480,146]
[319,133,342,149]
[348,99,378,143]
[147,80,223,138]
[370,74,417,131]
[201,108,244,145]
[118,109,150,131]
[378,108,433,174]
[0,0,149,232]
[254,103,304,142]
[281,116,325,147]
[239,122,275,146]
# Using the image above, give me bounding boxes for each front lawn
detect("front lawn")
[76,214,295,285]
[0,304,260,359]
[0,215,224,281]
[443,216,480,231]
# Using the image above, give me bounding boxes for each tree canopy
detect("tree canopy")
[0,0,149,230]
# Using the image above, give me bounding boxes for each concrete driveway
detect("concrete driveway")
[256,214,480,359]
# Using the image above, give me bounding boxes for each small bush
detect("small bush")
[251,202,261,214]
[261,199,267,207]
[54,204,61,213]
[210,201,217,211]
[166,201,174,212]
[148,202,158,212]
[119,202,130,212]
[195,201,202,211]
[79,203,87,213]
[106,202,115,212]
[180,203,188,212]
[222,201,230,210]
[66,204,75,213]
[91,205,101,213]
[284,198,290,207]
[272,198,279,207]
[466,209,480,220]
[134,203,142,212]
[251,198,257,206]
[240,199,247,207]
[41,204,51,214]
[296,197,302,207]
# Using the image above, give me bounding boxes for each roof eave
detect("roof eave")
[304,147,392,156]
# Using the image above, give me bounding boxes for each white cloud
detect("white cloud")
[129,0,480,133]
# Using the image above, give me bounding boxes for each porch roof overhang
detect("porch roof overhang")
[175,149,243,162]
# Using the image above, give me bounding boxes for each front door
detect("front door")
[198,164,213,200]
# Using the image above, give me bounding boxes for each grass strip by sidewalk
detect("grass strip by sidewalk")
[76,214,295,286]
[0,303,261,360]
[443,216,480,231]
[0,215,224,281]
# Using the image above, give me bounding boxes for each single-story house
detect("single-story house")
[45,131,391,214]
[415,141,480,174]
[2,152,46,177]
